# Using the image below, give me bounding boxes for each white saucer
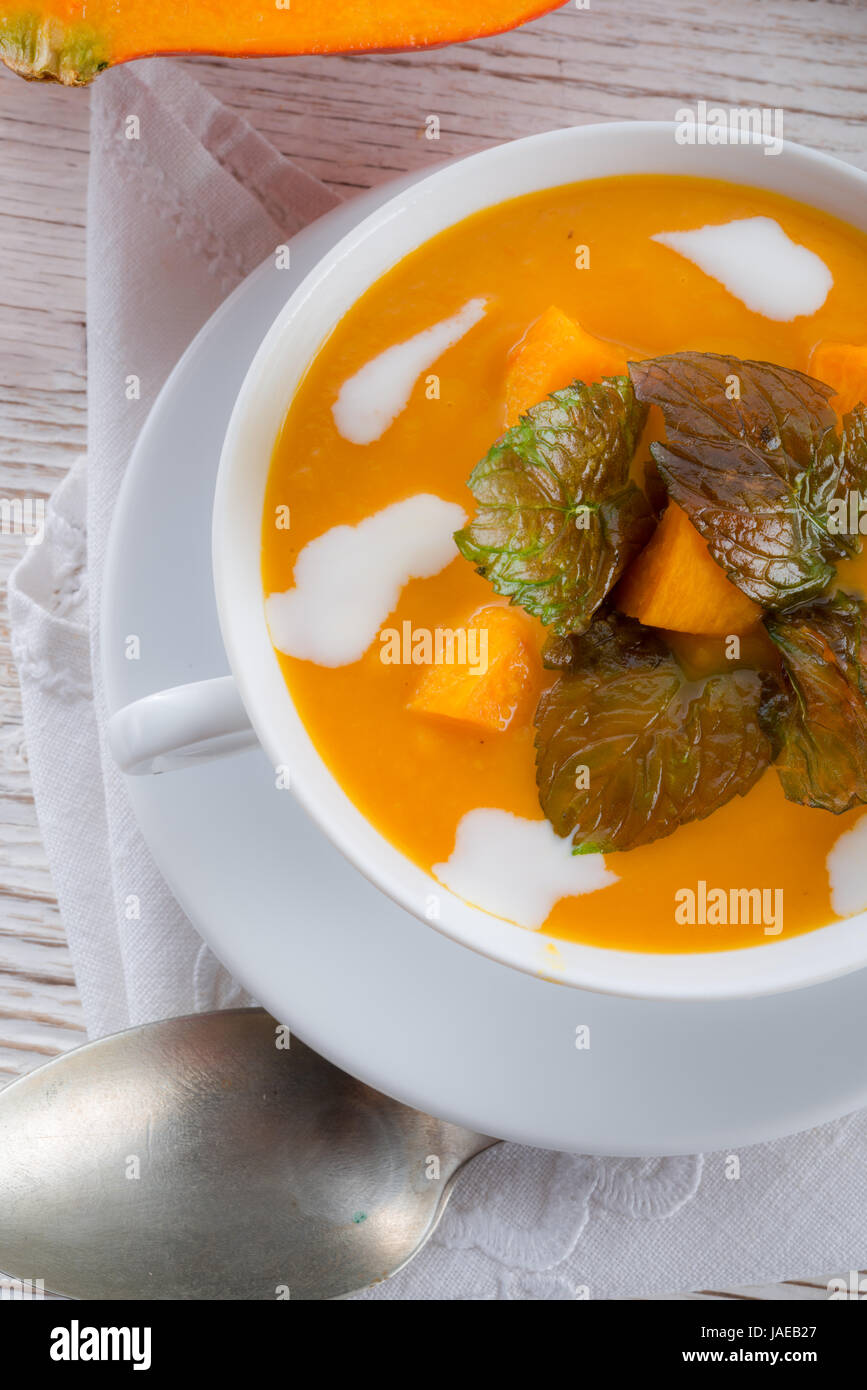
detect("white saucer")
[102,181,867,1155]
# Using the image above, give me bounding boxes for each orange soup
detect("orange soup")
[262,174,867,954]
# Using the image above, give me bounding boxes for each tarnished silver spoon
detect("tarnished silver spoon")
[0,1008,494,1300]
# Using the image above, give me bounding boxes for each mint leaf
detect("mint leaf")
[765,592,867,813]
[455,378,653,635]
[535,615,775,853]
[838,404,867,501]
[629,353,867,609]
[541,631,582,670]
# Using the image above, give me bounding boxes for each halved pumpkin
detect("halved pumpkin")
[0,1,563,85]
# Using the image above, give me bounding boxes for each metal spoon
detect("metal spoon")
[0,1008,494,1300]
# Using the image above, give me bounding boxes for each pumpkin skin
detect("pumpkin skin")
[0,1,563,85]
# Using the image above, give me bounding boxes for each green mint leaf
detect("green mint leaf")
[765,591,867,813]
[629,352,867,609]
[535,614,775,853]
[455,377,653,636]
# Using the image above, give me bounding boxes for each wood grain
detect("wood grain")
[0,0,865,1298]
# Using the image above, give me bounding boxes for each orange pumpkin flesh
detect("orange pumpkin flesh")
[410,606,540,733]
[809,341,867,418]
[504,305,628,426]
[616,500,762,637]
[0,1,563,85]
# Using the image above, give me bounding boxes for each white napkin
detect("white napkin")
[8,61,867,1301]
[10,59,338,1039]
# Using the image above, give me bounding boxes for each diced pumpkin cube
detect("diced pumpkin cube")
[504,306,628,426]
[664,626,780,680]
[410,606,539,732]
[809,341,867,417]
[616,502,762,636]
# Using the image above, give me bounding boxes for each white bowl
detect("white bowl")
[111,121,867,1001]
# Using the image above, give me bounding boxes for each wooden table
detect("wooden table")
[0,0,865,1299]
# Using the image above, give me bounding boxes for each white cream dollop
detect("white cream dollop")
[265,493,466,667]
[332,297,487,445]
[827,814,867,917]
[434,808,617,931]
[652,217,832,321]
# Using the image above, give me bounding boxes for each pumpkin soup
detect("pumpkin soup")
[262,174,867,954]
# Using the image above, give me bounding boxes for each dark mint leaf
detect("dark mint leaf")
[838,404,867,500]
[629,353,867,609]
[541,631,581,670]
[765,592,867,812]
[455,378,653,636]
[535,614,775,853]
[642,454,670,518]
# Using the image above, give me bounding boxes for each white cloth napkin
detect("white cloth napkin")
[11,59,338,1038]
[8,61,867,1301]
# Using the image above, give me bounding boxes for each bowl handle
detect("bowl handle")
[108,676,257,775]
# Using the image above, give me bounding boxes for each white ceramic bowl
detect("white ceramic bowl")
[108,121,867,1000]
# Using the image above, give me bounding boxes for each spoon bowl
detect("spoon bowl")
[0,1009,493,1300]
